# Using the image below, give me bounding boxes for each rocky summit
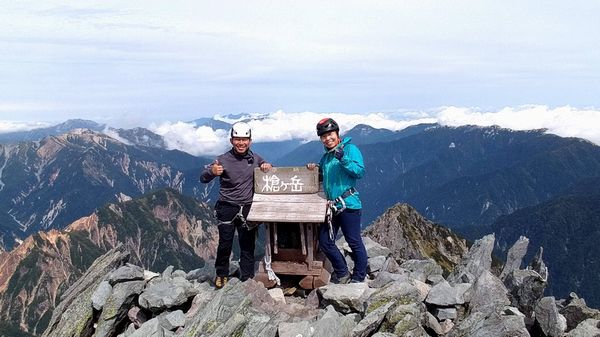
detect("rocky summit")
[41,234,600,337]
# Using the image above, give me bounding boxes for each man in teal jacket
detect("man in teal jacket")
[307,117,368,283]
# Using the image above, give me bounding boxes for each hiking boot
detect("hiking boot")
[215,276,228,289]
[332,273,351,284]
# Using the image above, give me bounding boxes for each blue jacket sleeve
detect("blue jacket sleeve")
[339,144,365,179]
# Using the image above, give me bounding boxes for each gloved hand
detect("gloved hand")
[333,146,344,160]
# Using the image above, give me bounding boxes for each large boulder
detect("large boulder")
[447,234,495,285]
[447,311,530,337]
[138,277,198,311]
[534,297,566,337]
[559,293,600,332]
[500,236,529,281]
[42,245,130,337]
[504,269,546,317]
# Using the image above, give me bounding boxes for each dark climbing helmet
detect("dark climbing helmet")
[316,118,339,136]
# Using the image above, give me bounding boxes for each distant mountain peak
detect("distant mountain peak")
[364,203,468,273]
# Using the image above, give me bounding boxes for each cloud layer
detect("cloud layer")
[149,105,600,157]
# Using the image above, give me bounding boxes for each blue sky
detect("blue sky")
[0,1,599,144]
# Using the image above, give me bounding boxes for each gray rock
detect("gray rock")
[129,318,171,337]
[410,279,431,302]
[312,305,357,337]
[138,277,198,311]
[278,321,312,337]
[91,281,112,311]
[143,270,160,281]
[535,297,567,337]
[158,310,186,330]
[400,259,443,283]
[504,269,546,317]
[427,274,446,285]
[94,280,146,337]
[369,270,410,289]
[425,280,468,306]
[448,234,494,284]
[162,265,174,279]
[42,245,130,337]
[172,270,186,278]
[423,311,444,335]
[503,306,526,317]
[382,303,426,336]
[560,292,600,331]
[371,333,397,337]
[185,282,219,318]
[351,301,394,337]
[268,287,286,304]
[500,236,529,281]
[447,311,529,337]
[181,279,293,337]
[109,263,144,285]
[186,260,216,282]
[368,255,387,273]
[527,246,548,281]
[565,318,600,337]
[366,281,422,314]
[319,282,370,314]
[469,270,510,315]
[245,311,289,337]
[363,236,392,258]
[439,319,455,334]
[433,307,457,321]
[381,257,401,273]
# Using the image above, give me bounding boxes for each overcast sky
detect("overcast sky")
[0,1,599,148]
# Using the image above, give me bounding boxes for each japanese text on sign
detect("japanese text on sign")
[261,174,305,192]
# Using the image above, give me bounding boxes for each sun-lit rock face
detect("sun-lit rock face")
[364,203,468,274]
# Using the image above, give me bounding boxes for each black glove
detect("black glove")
[333,146,344,160]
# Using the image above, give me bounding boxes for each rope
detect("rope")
[264,254,281,286]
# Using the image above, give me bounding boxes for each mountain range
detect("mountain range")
[0,128,214,250]
[0,188,218,336]
[491,176,600,307]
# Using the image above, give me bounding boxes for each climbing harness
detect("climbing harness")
[219,203,258,230]
[326,187,357,240]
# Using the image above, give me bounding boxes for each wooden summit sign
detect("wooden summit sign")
[250,166,331,289]
[254,166,319,194]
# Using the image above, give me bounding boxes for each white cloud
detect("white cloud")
[150,121,230,156]
[0,120,51,134]
[150,106,600,157]
[436,105,600,144]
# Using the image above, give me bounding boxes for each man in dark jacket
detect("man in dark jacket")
[200,122,272,289]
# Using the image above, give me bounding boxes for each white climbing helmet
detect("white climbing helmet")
[230,122,252,138]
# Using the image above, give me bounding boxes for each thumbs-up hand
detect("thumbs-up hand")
[333,145,344,160]
[211,159,224,176]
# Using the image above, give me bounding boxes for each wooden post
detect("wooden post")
[306,223,314,271]
[300,223,307,256]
